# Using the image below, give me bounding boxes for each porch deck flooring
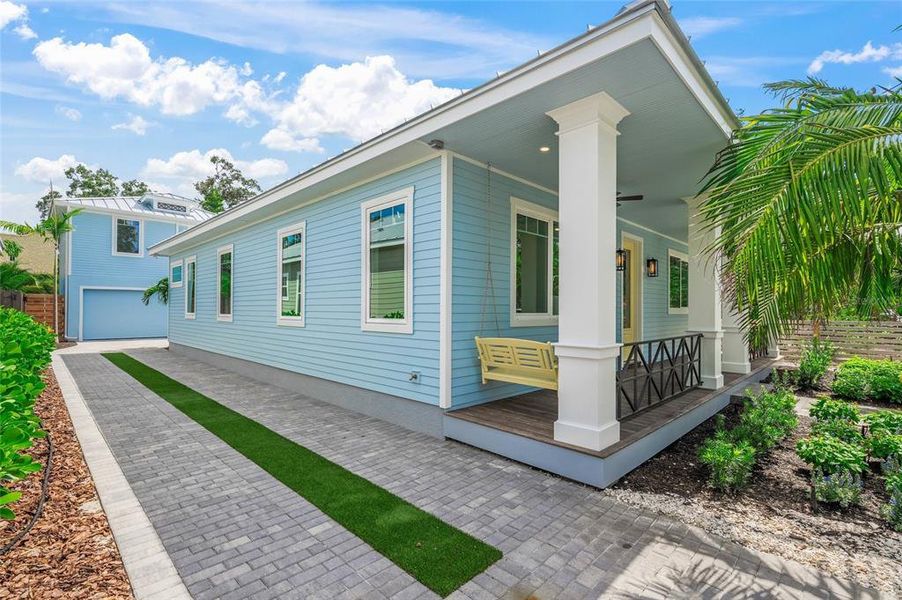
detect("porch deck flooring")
[446,358,771,459]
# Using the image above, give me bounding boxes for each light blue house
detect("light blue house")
[56,194,212,341]
[149,0,773,487]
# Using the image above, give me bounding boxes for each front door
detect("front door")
[621,236,641,348]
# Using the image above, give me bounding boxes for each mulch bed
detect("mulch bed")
[609,400,902,595]
[0,368,133,600]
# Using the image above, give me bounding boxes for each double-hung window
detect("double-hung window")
[511,197,559,326]
[668,249,689,314]
[184,256,197,319]
[113,217,142,257]
[217,245,233,322]
[170,260,183,288]
[277,223,305,326]
[361,188,413,334]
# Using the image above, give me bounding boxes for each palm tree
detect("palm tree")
[700,78,902,345]
[142,277,169,306]
[1,208,82,337]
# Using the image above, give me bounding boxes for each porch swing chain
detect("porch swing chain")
[479,163,502,337]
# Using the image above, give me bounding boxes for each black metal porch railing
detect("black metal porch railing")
[616,333,703,419]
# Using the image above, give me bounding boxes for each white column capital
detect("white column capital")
[546,91,630,135]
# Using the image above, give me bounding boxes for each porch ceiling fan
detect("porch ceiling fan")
[617,191,643,206]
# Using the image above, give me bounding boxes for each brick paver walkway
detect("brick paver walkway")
[63,350,877,599]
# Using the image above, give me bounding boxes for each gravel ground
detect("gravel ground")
[608,402,902,597]
[0,368,133,600]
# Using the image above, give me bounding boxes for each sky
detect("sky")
[1,0,899,224]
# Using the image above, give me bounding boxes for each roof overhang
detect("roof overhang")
[149,0,736,256]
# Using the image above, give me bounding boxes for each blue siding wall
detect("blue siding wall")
[449,158,689,408]
[168,159,442,404]
[450,159,559,408]
[66,211,178,339]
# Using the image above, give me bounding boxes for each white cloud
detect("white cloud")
[265,55,460,144]
[112,114,150,135]
[808,41,902,75]
[884,65,902,79]
[0,1,26,29]
[33,33,249,116]
[13,23,35,39]
[55,105,82,121]
[14,154,80,184]
[704,56,808,88]
[141,149,289,192]
[679,16,742,39]
[260,129,324,153]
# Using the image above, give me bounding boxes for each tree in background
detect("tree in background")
[121,179,150,196]
[194,155,261,213]
[35,189,61,220]
[700,78,901,346]
[35,165,152,218]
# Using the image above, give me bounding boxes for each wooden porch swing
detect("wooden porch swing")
[472,164,559,391]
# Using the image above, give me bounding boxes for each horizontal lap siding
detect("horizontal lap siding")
[169,159,442,405]
[66,211,177,339]
[451,159,558,408]
[616,221,688,342]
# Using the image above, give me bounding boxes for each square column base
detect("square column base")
[701,374,724,389]
[553,343,621,452]
[722,361,752,375]
[554,419,620,452]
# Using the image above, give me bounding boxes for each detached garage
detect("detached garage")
[81,288,168,340]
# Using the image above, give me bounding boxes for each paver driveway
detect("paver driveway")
[62,349,876,599]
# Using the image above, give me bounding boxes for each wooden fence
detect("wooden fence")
[1,291,65,335]
[780,320,902,363]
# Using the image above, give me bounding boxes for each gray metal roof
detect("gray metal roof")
[57,193,213,223]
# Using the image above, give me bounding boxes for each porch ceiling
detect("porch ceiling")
[421,39,727,241]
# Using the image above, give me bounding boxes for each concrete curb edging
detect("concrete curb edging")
[52,354,191,600]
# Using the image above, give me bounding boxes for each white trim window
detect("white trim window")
[184,255,197,319]
[361,187,413,334]
[112,217,143,257]
[668,249,689,314]
[217,244,233,322]
[276,223,306,327]
[510,197,559,327]
[170,259,183,288]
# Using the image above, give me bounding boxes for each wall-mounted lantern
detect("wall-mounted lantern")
[616,248,626,272]
[646,257,659,277]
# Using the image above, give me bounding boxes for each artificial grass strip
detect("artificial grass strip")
[102,352,500,597]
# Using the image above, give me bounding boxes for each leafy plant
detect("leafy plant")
[833,357,902,404]
[865,410,902,436]
[869,433,902,461]
[808,397,860,423]
[811,468,862,509]
[699,433,756,492]
[0,308,55,520]
[731,388,798,452]
[883,472,902,532]
[811,418,864,445]
[142,277,169,306]
[795,339,834,389]
[796,435,867,474]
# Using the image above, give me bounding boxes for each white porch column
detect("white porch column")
[722,304,751,374]
[685,196,724,389]
[767,337,783,360]
[547,92,629,452]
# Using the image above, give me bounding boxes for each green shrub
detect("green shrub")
[811,418,864,445]
[883,472,902,532]
[808,397,860,423]
[864,410,902,436]
[833,357,902,404]
[699,434,756,492]
[731,389,798,452]
[869,433,902,460]
[0,308,55,520]
[811,468,862,508]
[796,435,867,474]
[795,339,834,389]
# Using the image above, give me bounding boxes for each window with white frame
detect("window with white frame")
[362,188,413,333]
[668,249,689,314]
[277,223,305,326]
[170,260,183,288]
[185,256,197,319]
[217,245,233,321]
[113,218,142,256]
[511,197,559,326]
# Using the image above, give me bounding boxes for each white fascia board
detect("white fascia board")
[148,0,734,258]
